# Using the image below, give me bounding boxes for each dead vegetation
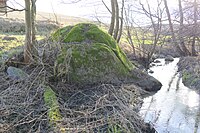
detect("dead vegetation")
[0,17,58,34]
[0,40,155,133]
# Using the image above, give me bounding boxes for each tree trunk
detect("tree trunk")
[113,0,119,40]
[127,26,135,55]
[24,0,38,63]
[117,0,124,43]
[192,0,197,56]
[31,0,36,47]
[108,0,115,36]
[145,0,160,60]
[31,0,38,58]
[178,0,190,55]
[24,0,33,63]
[163,0,184,56]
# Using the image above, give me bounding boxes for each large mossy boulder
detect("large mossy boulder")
[51,23,162,92]
[52,23,132,70]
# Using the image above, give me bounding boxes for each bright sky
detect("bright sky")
[7,0,107,17]
[36,0,96,17]
[7,0,179,22]
[37,0,178,17]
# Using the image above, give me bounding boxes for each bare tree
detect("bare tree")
[123,0,164,66]
[163,0,185,56]
[24,0,32,63]
[0,0,7,15]
[191,0,197,56]
[175,0,200,56]
[107,0,124,42]
[140,0,163,62]
[0,0,24,15]
[0,0,37,63]
[31,0,36,47]
[24,0,37,63]
[113,0,119,40]
[117,0,124,42]
[108,0,116,36]
[178,0,191,55]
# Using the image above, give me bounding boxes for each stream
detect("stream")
[140,58,200,133]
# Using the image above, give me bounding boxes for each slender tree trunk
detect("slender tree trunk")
[24,0,33,63]
[192,0,197,56]
[127,26,135,55]
[24,0,38,63]
[145,0,160,60]
[113,0,119,40]
[108,0,115,36]
[124,5,135,55]
[178,0,190,55]
[31,0,36,47]
[31,0,38,58]
[163,0,184,56]
[117,0,124,43]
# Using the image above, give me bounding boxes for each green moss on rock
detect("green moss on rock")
[52,23,134,86]
[44,86,61,124]
[53,23,116,48]
[182,71,191,82]
[182,71,199,87]
[58,43,131,85]
[51,25,73,42]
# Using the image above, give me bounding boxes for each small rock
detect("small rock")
[149,70,154,74]
[130,70,162,92]
[150,63,156,67]
[159,54,165,58]
[165,55,174,62]
[2,36,17,41]
[7,66,28,80]
[144,123,157,133]
[154,60,161,63]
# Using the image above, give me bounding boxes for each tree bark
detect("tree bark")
[24,0,38,63]
[113,0,119,40]
[127,26,135,55]
[145,0,159,60]
[24,0,33,63]
[31,0,36,47]
[178,0,190,55]
[31,0,38,58]
[108,0,115,36]
[164,0,184,56]
[117,0,124,43]
[191,0,197,56]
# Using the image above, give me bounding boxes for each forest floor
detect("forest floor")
[0,56,157,132]
[0,42,154,133]
[0,21,155,132]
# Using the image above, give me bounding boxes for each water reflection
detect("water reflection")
[140,58,200,133]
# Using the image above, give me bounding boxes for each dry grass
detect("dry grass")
[0,65,50,133]
[0,40,153,133]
